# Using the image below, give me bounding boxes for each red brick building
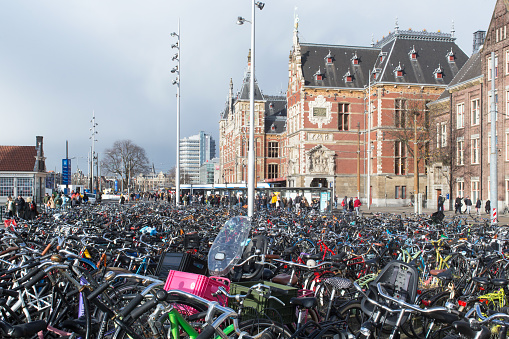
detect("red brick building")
[219,53,287,186]
[429,0,509,211]
[286,21,468,206]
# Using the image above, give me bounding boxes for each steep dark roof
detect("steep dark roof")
[447,50,482,88]
[0,146,37,172]
[237,71,264,101]
[377,37,469,84]
[264,95,287,134]
[299,30,468,88]
[300,44,380,88]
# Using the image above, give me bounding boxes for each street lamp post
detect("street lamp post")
[171,22,181,206]
[238,0,264,218]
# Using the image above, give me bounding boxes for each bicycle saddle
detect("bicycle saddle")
[452,321,491,339]
[290,297,318,309]
[472,277,491,287]
[271,273,298,286]
[491,278,509,287]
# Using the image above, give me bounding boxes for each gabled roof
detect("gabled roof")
[377,36,468,84]
[237,71,264,101]
[447,50,482,89]
[0,146,37,172]
[298,30,468,88]
[300,43,380,88]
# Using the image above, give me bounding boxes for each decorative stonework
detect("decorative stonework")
[307,132,333,142]
[308,95,332,128]
[306,145,335,175]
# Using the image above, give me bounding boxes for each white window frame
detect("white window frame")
[456,103,465,129]
[457,139,464,165]
[441,122,447,148]
[457,180,465,198]
[472,137,480,164]
[471,99,480,125]
[472,180,480,203]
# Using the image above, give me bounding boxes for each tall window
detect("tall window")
[0,178,14,197]
[457,181,465,197]
[471,99,480,125]
[395,186,407,199]
[395,99,406,128]
[441,122,447,147]
[436,123,440,147]
[17,178,33,197]
[338,103,349,131]
[488,55,498,80]
[456,103,465,128]
[457,140,464,165]
[267,164,279,179]
[472,180,480,202]
[268,142,279,158]
[394,141,406,175]
[471,137,480,164]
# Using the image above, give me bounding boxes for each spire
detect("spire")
[247,49,251,69]
[395,17,399,34]
[228,78,233,114]
[371,34,375,47]
[293,7,300,48]
[451,20,455,38]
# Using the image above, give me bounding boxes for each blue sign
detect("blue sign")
[115,180,118,192]
[62,159,71,185]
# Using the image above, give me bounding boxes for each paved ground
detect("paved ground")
[340,204,509,225]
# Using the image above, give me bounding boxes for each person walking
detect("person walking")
[454,196,462,214]
[6,196,14,218]
[348,197,354,212]
[485,200,491,215]
[475,198,482,215]
[354,197,362,216]
[15,195,25,218]
[437,194,445,212]
[464,196,472,214]
[341,196,348,212]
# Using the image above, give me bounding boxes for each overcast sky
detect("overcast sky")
[0,0,494,174]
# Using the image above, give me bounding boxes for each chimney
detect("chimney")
[473,30,486,54]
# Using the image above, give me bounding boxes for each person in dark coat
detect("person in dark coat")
[485,200,491,215]
[475,198,482,215]
[348,198,354,212]
[15,196,25,219]
[455,196,462,214]
[437,195,445,212]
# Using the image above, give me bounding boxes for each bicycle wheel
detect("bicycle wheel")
[336,302,365,336]
[446,253,470,289]
[236,319,292,339]
[293,239,317,257]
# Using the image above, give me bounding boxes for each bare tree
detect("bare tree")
[101,140,150,190]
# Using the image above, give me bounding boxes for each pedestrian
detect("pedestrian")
[354,197,362,216]
[120,194,125,205]
[348,198,354,212]
[15,195,25,218]
[287,197,293,212]
[475,198,482,215]
[463,196,472,214]
[454,196,462,214]
[485,200,491,215]
[294,194,301,212]
[334,195,338,208]
[6,196,14,218]
[342,196,348,212]
[437,194,445,212]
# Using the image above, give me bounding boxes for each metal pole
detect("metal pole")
[367,78,371,209]
[357,123,360,198]
[490,51,498,224]
[414,113,419,214]
[247,0,256,217]
[175,20,181,206]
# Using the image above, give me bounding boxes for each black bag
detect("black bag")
[431,210,445,223]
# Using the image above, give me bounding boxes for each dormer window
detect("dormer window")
[325,50,333,65]
[343,70,353,82]
[351,52,359,65]
[409,45,417,60]
[270,124,276,132]
[394,62,404,77]
[433,64,444,79]
[446,48,455,62]
[378,51,387,63]
[372,68,381,80]
[314,67,323,81]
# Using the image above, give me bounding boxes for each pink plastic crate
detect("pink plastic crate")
[164,270,230,305]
